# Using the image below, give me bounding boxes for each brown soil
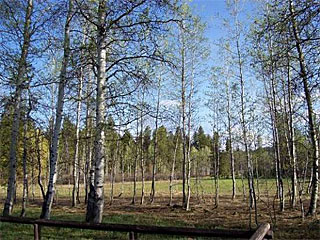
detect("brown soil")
[23,193,320,240]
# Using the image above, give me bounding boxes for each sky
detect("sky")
[189,0,230,134]
[189,0,259,41]
[186,0,259,134]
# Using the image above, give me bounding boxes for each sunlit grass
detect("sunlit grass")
[0,178,318,239]
[1,177,293,203]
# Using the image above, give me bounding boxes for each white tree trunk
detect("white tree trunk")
[131,113,139,205]
[285,56,297,207]
[180,22,187,207]
[226,79,236,200]
[40,0,73,219]
[86,0,107,223]
[3,0,33,216]
[20,111,29,217]
[140,90,145,205]
[185,52,195,211]
[36,129,46,200]
[84,72,93,204]
[150,71,161,204]
[237,39,257,227]
[72,72,83,207]
[169,128,180,206]
[213,132,220,207]
[289,0,319,216]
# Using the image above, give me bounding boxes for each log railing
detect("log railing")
[0,216,272,240]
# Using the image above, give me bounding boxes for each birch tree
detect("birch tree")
[20,94,32,217]
[2,0,33,216]
[252,0,319,216]
[228,0,257,227]
[72,69,83,207]
[85,0,107,223]
[226,75,237,201]
[150,70,162,204]
[289,0,319,216]
[172,5,208,209]
[40,0,73,219]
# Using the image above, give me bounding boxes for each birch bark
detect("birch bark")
[72,71,83,207]
[40,0,73,219]
[86,0,107,223]
[150,72,161,204]
[289,0,319,216]
[3,0,33,216]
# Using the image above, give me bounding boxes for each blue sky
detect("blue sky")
[190,0,228,44]
[188,0,232,134]
[186,0,259,134]
[189,0,258,38]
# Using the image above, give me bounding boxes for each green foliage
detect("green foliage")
[219,151,230,178]
[0,109,48,185]
[0,112,12,183]
[193,126,211,150]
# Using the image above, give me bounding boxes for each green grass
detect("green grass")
[1,177,284,202]
[0,207,195,239]
[0,178,319,239]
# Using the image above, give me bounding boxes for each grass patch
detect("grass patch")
[0,178,319,239]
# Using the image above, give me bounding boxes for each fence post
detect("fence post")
[128,231,138,240]
[249,223,270,240]
[34,224,41,240]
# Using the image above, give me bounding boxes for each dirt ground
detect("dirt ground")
[1,179,319,239]
[20,192,319,240]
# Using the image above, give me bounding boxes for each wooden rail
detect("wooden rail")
[249,223,272,240]
[0,216,272,240]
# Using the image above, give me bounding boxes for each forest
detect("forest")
[0,0,319,239]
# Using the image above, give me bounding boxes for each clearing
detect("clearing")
[0,178,319,239]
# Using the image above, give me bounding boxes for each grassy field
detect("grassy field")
[0,178,319,239]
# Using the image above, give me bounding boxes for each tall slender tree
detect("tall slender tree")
[289,0,319,216]
[150,70,162,204]
[72,68,83,207]
[3,0,33,216]
[40,0,73,219]
[86,0,107,223]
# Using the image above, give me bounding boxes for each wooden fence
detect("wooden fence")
[0,216,272,240]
